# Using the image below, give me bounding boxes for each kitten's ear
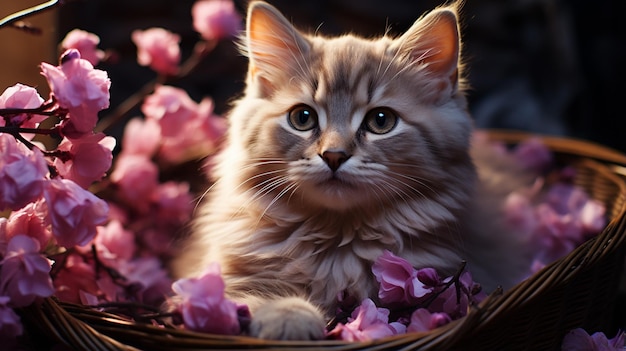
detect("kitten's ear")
[244,1,310,96]
[392,6,461,87]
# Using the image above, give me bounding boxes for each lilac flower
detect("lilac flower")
[328,298,406,341]
[407,308,451,333]
[0,296,22,340]
[0,235,54,307]
[43,178,109,247]
[40,49,111,136]
[0,134,48,211]
[171,262,242,335]
[0,83,46,131]
[53,133,116,189]
[372,250,439,306]
[562,328,625,351]
[513,137,553,172]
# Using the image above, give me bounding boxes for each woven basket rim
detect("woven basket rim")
[22,129,626,351]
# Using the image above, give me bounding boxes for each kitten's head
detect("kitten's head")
[225,1,474,212]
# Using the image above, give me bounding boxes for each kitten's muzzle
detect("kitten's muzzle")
[320,150,350,172]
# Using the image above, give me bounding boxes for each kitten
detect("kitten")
[173,0,532,340]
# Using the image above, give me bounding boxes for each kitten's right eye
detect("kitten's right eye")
[287,105,318,131]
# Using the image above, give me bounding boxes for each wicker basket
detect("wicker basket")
[19,129,626,351]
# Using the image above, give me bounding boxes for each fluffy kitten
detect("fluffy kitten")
[174,0,531,340]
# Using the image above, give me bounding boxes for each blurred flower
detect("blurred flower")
[0,235,54,307]
[171,262,241,335]
[151,181,194,226]
[60,29,105,66]
[132,28,181,76]
[0,296,22,340]
[142,86,225,164]
[43,178,109,247]
[513,137,553,173]
[561,328,625,351]
[142,85,198,137]
[121,117,161,157]
[407,308,451,333]
[328,298,406,341]
[40,49,111,136]
[95,220,135,261]
[53,253,99,303]
[0,134,48,211]
[53,133,116,189]
[110,154,159,211]
[0,83,46,130]
[192,0,242,41]
[157,97,225,163]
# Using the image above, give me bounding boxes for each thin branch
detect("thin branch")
[0,0,59,29]
[95,40,218,134]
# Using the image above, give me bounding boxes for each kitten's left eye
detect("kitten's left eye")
[363,107,398,134]
[288,105,318,131]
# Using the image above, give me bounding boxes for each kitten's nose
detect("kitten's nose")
[321,150,350,172]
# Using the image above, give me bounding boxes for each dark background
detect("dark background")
[56,0,626,153]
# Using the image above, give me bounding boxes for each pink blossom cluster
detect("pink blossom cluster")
[0,50,113,339]
[498,139,608,274]
[327,250,485,341]
[0,1,239,342]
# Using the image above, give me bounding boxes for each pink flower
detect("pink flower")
[407,308,451,333]
[60,29,105,66]
[109,154,159,211]
[329,299,406,341]
[0,134,48,210]
[121,117,161,157]
[151,182,193,225]
[142,85,198,136]
[0,296,22,340]
[0,235,54,307]
[95,220,135,261]
[157,98,226,163]
[0,83,45,130]
[561,328,625,351]
[53,253,99,303]
[5,202,51,250]
[192,0,242,41]
[43,178,109,247]
[372,250,439,306]
[131,28,181,76]
[171,262,241,335]
[53,133,116,188]
[40,49,111,136]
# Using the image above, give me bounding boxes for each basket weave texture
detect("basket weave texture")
[19,129,626,351]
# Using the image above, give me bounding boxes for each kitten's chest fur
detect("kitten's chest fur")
[177,165,476,314]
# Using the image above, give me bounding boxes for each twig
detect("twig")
[95,40,218,134]
[0,0,59,29]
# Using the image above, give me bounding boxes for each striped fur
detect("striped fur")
[173,1,530,340]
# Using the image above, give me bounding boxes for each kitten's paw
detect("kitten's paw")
[249,297,326,340]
